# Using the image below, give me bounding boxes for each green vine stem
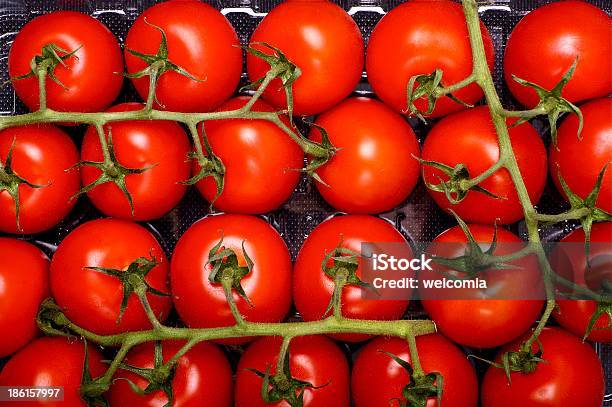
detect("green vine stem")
[462,0,556,353]
[39,299,435,348]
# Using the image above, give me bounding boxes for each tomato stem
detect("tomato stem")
[36,68,47,112]
[221,276,246,326]
[406,333,425,378]
[275,336,294,378]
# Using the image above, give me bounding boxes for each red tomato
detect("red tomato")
[481,327,605,407]
[195,97,303,213]
[504,1,611,108]
[247,0,364,116]
[0,337,105,407]
[352,334,478,407]
[552,222,612,342]
[420,224,544,348]
[421,106,547,224]
[235,336,350,407]
[9,11,123,113]
[366,0,494,118]
[81,103,191,220]
[309,97,421,214]
[550,98,611,213]
[0,239,48,357]
[171,214,292,344]
[0,125,80,234]
[108,340,233,407]
[125,0,242,112]
[50,219,172,336]
[293,215,410,342]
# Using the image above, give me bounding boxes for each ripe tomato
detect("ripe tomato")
[247,0,364,116]
[366,0,494,118]
[293,215,410,342]
[108,340,233,407]
[0,337,105,407]
[309,97,421,214]
[481,327,605,407]
[125,0,242,112]
[81,103,191,220]
[171,214,292,344]
[235,336,350,407]
[421,106,547,224]
[552,222,612,342]
[0,239,48,357]
[9,11,123,113]
[195,97,303,213]
[0,125,80,234]
[421,224,544,348]
[550,98,611,213]
[352,334,478,407]
[50,219,171,336]
[504,1,611,107]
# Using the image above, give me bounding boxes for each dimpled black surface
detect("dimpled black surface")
[0,1,609,404]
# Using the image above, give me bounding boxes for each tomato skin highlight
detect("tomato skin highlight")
[195,97,304,213]
[504,1,612,108]
[352,334,478,407]
[171,214,292,345]
[235,335,350,407]
[309,97,421,214]
[481,327,605,407]
[247,0,364,116]
[50,219,172,336]
[550,98,612,213]
[0,239,49,357]
[421,106,547,224]
[8,11,123,113]
[366,0,494,118]
[125,0,242,112]
[0,125,80,234]
[421,224,544,348]
[293,215,410,342]
[108,340,233,407]
[0,337,105,407]
[552,222,612,343]
[81,103,191,221]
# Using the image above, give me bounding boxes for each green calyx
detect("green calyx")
[556,163,611,265]
[181,125,226,209]
[432,211,520,278]
[406,69,472,122]
[511,59,583,147]
[380,351,443,407]
[113,341,177,407]
[125,19,203,108]
[207,234,255,306]
[5,43,81,90]
[248,348,323,407]
[80,341,110,407]
[302,121,337,186]
[583,300,612,341]
[471,339,545,384]
[0,136,47,231]
[71,128,157,217]
[85,255,169,324]
[243,42,302,122]
[417,156,503,204]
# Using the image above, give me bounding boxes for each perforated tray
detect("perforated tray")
[0,0,609,405]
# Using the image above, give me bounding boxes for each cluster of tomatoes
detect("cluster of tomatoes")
[0,0,610,406]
